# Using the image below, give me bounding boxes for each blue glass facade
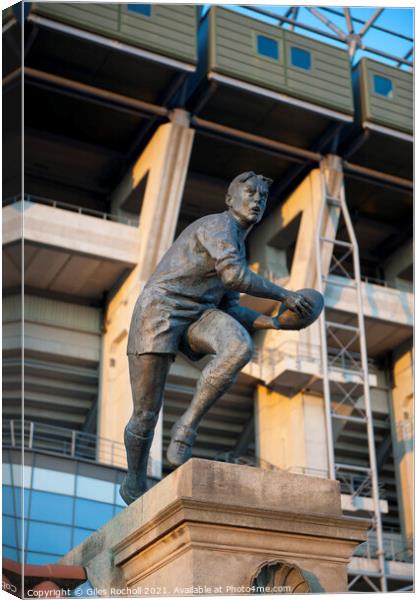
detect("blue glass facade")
[2,459,126,565]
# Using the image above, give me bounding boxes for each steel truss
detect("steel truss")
[315,155,387,592]
[240,6,413,69]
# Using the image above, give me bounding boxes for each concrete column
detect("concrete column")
[255,385,328,477]
[383,239,413,292]
[389,340,413,549]
[251,165,342,480]
[97,112,195,477]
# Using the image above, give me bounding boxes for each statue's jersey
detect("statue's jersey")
[127,211,260,357]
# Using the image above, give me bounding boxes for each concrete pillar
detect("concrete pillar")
[389,340,413,549]
[255,385,328,477]
[97,112,195,477]
[383,239,413,291]
[251,164,342,480]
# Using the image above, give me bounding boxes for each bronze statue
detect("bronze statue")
[120,171,324,504]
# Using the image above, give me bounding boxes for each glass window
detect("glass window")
[3,516,17,547]
[2,546,18,561]
[74,498,114,530]
[3,463,12,485]
[13,487,30,518]
[27,551,61,565]
[12,464,32,488]
[76,476,114,504]
[373,74,393,98]
[73,527,92,547]
[30,491,74,525]
[32,468,75,495]
[2,486,15,516]
[257,35,279,60]
[115,484,127,507]
[291,47,311,70]
[127,4,151,17]
[27,522,72,555]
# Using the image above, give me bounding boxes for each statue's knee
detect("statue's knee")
[231,336,254,368]
[128,410,159,436]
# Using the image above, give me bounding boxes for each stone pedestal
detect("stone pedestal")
[60,459,368,595]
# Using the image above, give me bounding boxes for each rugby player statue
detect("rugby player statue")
[120,171,324,504]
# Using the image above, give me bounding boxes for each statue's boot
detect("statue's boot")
[120,427,154,505]
[166,422,197,467]
[167,377,229,467]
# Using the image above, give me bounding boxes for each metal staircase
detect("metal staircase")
[315,155,386,592]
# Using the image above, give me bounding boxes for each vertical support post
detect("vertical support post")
[70,430,76,457]
[28,421,34,449]
[10,420,15,447]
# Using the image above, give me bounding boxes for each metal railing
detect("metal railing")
[354,531,413,563]
[3,420,127,470]
[3,194,139,227]
[250,339,375,380]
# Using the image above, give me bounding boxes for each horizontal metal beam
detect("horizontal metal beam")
[24,67,169,118]
[306,7,347,40]
[343,161,413,192]
[361,43,412,66]
[321,7,413,42]
[191,116,322,163]
[358,8,384,38]
[242,5,343,43]
[2,68,21,89]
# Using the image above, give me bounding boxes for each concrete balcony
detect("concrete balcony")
[3,198,140,300]
[242,339,379,392]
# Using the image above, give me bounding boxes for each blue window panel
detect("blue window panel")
[2,516,17,547]
[257,35,279,60]
[2,486,15,516]
[127,4,151,17]
[115,484,127,507]
[3,463,12,486]
[291,47,311,70]
[32,467,75,495]
[2,546,18,561]
[27,522,72,555]
[30,490,74,525]
[73,527,92,547]
[27,552,61,565]
[74,498,114,530]
[114,505,125,516]
[373,74,393,98]
[13,487,30,518]
[76,476,114,504]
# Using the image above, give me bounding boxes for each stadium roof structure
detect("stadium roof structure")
[210,6,413,71]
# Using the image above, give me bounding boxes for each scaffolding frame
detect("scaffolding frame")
[315,155,387,592]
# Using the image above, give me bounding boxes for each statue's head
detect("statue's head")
[226,171,273,227]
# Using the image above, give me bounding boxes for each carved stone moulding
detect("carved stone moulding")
[250,559,311,594]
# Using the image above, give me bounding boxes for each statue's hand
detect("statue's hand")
[283,291,314,318]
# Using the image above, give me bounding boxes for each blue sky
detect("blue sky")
[214,6,413,70]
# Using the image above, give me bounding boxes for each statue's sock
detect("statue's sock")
[124,426,154,490]
[181,374,233,430]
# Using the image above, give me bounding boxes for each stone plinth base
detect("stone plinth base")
[60,459,368,594]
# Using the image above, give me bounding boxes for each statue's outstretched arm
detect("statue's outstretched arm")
[198,229,313,319]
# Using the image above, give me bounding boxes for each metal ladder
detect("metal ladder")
[315,155,386,592]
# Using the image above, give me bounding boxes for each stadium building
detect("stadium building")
[2,3,413,593]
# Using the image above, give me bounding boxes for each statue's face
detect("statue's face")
[227,177,268,226]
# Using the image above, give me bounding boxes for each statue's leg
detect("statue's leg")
[120,353,173,505]
[167,310,253,466]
